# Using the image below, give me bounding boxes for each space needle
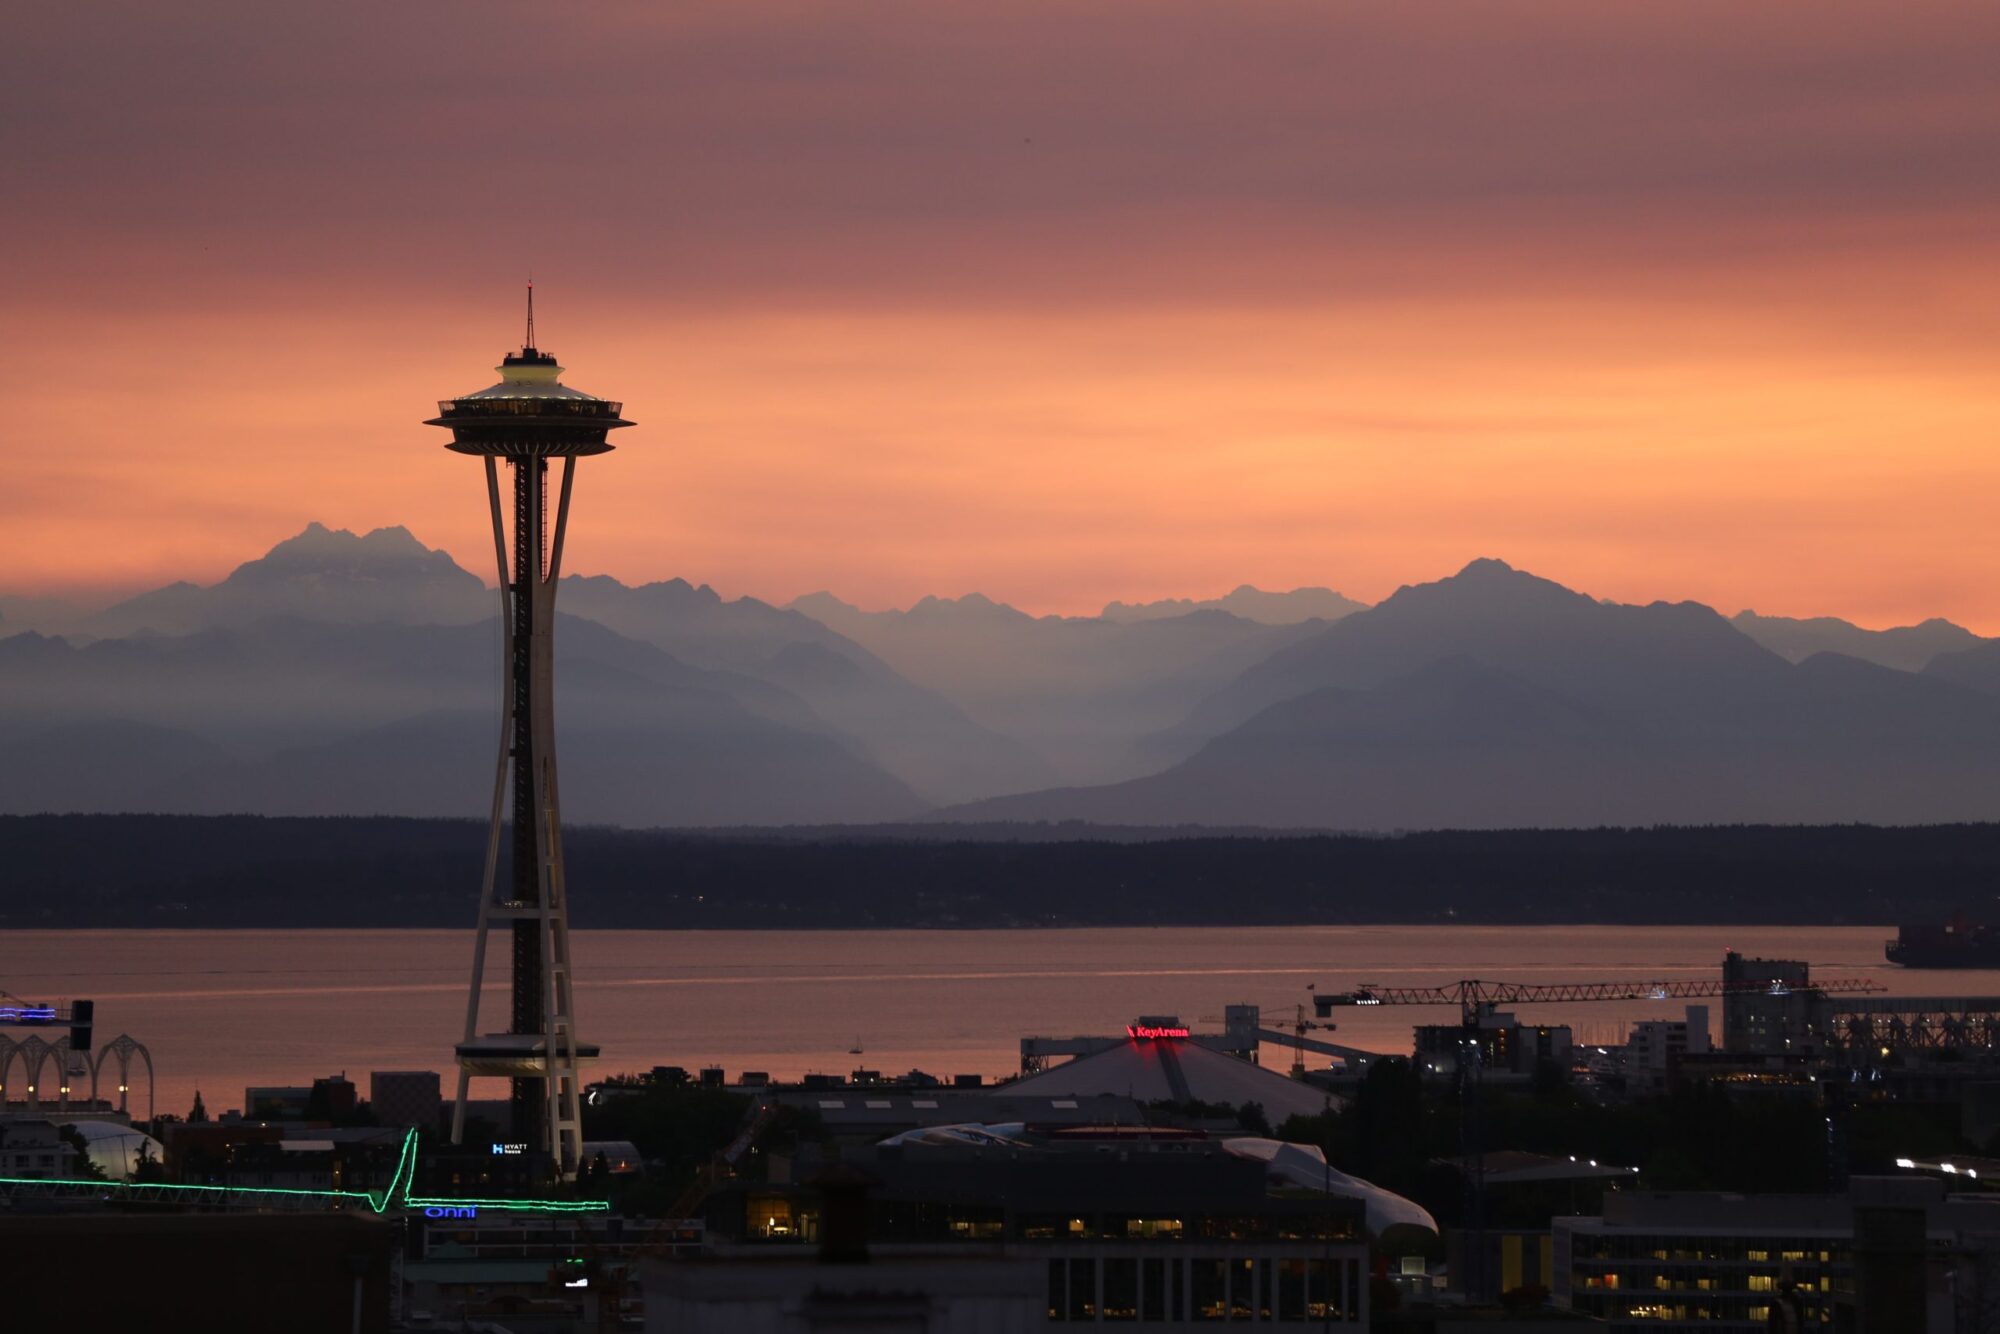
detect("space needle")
[427,289,630,1178]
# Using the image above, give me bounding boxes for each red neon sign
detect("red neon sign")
[1127,1025,1190,1040]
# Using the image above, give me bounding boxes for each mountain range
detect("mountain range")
[3,525,1997,829]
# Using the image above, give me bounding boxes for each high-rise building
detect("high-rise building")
[1722,952,1814,1055]
[369,1071,443,1131]
[427,290,631,1178]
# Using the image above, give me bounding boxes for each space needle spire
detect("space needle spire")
[426,293,632,1179]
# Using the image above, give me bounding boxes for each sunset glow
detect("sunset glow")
[10,1,2000,626]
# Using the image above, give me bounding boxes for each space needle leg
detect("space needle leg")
[453,455,517,1147]
[539,457,585,1177]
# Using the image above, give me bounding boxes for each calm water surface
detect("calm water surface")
[0,925,1952,1121]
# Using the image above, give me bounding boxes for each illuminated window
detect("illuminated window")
[1230,1258,1256,1321]
[1748,1275,1775,1292]
[1070,1258,1097,1321]
[1103,1258,1138,1321]
[1192,1259,1226,1321]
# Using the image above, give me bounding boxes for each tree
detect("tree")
[131,1136,166,1184]
[56,1124,107,1182]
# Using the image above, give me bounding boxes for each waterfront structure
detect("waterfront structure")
[428,290,630,1177]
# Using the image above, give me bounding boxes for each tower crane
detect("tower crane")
[1313,974,1884,1025]
[1309,969,1884,1303]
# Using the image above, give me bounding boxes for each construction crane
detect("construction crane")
[1310,970,1884,1304]
[1314,975,1884,1025]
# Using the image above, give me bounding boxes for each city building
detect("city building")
[1720,952,1816,1056]
[1624,1007,1711,1093]
[0,1212,397,1331]
[1554,1177,2000,1331]
[371,1069,443,1130]
[736,1089,1159,1145]
[645,1251,1045,1334]
[1413,1011,1574,1079]
[406,1212,700,1329]
[675,1123,1423,1330]
[245,1072,357,1121]
[0,1118,81,1179]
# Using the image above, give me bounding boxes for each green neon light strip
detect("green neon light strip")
[0,1129,607,1214]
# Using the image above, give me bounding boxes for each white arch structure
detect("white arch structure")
[0,1034,153,1120]
[92,1036,155,1121]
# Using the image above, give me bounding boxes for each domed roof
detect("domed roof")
[63,1119,165,1181]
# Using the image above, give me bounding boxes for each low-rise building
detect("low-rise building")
[0,1118,82,1179]
[1624,1008,1710,1094]
[1554,1177,2000,1331]
[668,1126,1428,1330]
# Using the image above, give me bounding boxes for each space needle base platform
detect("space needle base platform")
[454,1035,603,1080]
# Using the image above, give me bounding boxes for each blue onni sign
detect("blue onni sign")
[424,1205,478,1219]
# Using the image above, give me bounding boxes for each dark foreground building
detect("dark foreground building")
[0,1212,395,1331]
[647,1128,1409,1332]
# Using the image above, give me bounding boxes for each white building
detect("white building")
[1625,1006,1711,1092]
[0,1118,82,1179]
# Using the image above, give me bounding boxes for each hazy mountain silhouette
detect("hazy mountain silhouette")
[19,525,1047,805]
[81,524,492,637]
[937,561,2000,828]
[1732,610,1983,674]
[1100,585,1366,625]
[18,529,2000,829]
[786,592,1328,784]
[0,594,89,636]
[1155,558,1788,758]
[180,710,921,826]
[0,614,925,825]
[1920,639,2000,696]
[558,576,1053,803]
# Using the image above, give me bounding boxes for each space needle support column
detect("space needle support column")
[540,455,582,1179]
[450,457,517,1148]
[509,453,546,1155]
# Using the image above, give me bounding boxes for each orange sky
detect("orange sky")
[8,1,2000,627]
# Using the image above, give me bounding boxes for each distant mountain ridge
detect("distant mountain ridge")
[938,559,2000,829]
[785,590,1330,784]
[8,527,2000,830]
[81,523,493,637]
[1101,585,1366,625]
[1731,610,1985,674]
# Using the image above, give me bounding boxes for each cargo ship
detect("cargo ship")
[1885,914,2000,968]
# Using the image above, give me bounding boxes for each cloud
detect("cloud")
[6,1,2000,628]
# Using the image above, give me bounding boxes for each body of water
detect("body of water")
[0,925,1962,1121]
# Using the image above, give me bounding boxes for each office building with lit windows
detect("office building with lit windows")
[1554,1178,2000,1330]
[658,1127,1428,1330]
